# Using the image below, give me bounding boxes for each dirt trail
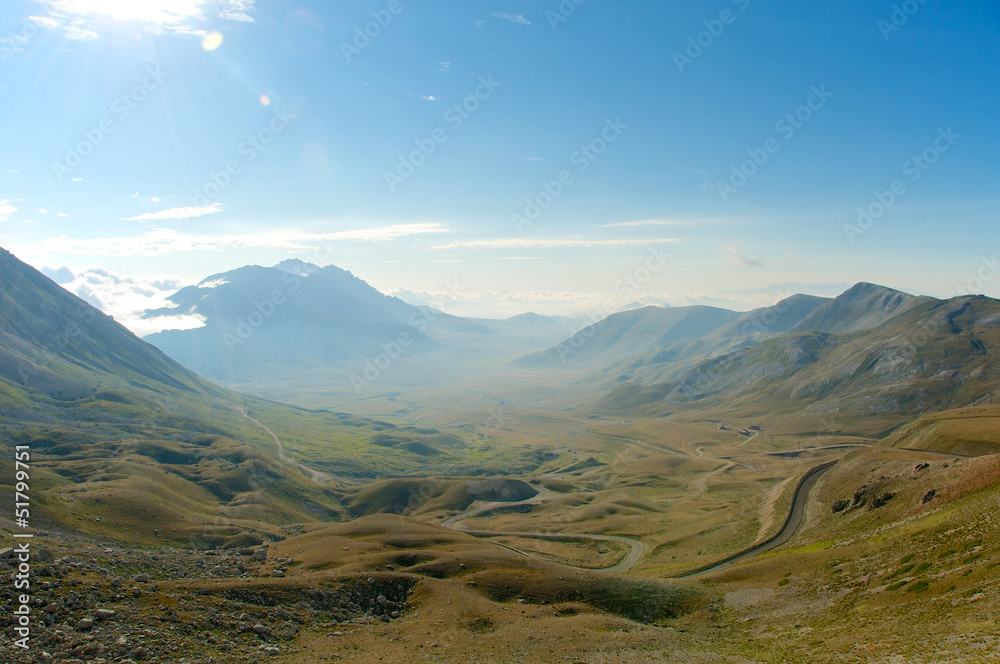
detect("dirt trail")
[238,408,357,485]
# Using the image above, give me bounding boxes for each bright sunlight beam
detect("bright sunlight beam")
[48,0,207,26]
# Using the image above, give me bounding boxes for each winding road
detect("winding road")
[240,406,839,575]
[441,487,646,574]
[440,458,837,576]
[674,461,837,578]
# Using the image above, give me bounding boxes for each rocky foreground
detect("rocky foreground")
[0,528,413,663]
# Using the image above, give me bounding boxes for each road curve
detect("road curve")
[441,490,646,574]
[674,461,837,579]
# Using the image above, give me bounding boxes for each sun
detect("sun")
[52,0,207,25]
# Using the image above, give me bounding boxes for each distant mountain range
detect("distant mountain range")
[571,283,1000,420]
[142,260,580,382]
[134,261,1000,425]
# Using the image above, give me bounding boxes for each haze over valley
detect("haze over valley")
[2,2,999,663]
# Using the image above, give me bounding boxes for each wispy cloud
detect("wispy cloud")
[522,156,543,161]
[727,244,764,267]
[438,62,451,72]
[33,0,255,40]
[123,203,225,221]
[492,13,530,25]
[421,95,438,102]
[497,256,540,261]
[27,224,448,257]
[600,219,677,228]
[431,238,683,250]
[0,199,17,222]
[38,265,203,336]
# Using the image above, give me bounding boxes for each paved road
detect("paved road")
[675,461,837,578]
[441,486,646,574]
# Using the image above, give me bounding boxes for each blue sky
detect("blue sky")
[1,0,998,330]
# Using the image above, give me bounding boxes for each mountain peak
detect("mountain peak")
[788,282,918,335]
[274,259,322,277]
[841,282,909,298]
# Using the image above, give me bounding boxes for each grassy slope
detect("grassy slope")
[0,248,511,546]
[697,410,1000,663]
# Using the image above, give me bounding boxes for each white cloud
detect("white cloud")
[438,62,451,72]
[0,199,17,222]
[493,13,530,25]
[497,256,540,261]
[522,156,543,161]
[421,95,438,101]
[57,212,68,217]
[38,265,204,336]
[431,238,683,250]
[150,196,161,202]
[123,202,225,221]
[25,223,448,257]
[34,0,255,40]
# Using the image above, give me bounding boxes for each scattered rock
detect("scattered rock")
[922,489,937,504]
[75,618,94,631]
[831,499,850,513]
[134,573,150,583]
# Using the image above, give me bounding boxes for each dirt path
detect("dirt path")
[238,408,357,485]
